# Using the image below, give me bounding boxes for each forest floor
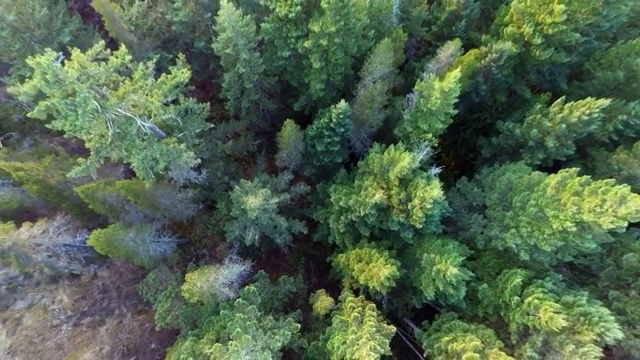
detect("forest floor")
[0,260,177,360]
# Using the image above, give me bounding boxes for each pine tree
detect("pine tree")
[275,119,305,171]
[225,171,309,249]
[138,265,201,331]
[181,256,252,305]
[91,0,217,70]
[586,142,640,193]
[394,68,462,147]
[325,290,396,360]
[351,30,407,155]
[300,0,372,110]
[304,100,352,178]
[0,0,99,82]
[8,41,209,182]
[259,0,312,91]
[569,38,640,102]
[593,230,640,358]
[498,0,632,65]
[167,272,304,359]
[75,178,199,225]
[332,243,401,295]
[566,38,640,143]
[418,313,514,360]
[486,96,613,165]
[0,151,94,221]
[87,222,182,269]
[409,235,473,305]
[309,289,335,317]
[449,162,640,265]
[326,143,448,248]
[213,0,275,128]
[478,269,623,359]
[0,214,94,277]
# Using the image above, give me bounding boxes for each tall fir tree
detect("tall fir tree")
[259,0,312,92]
[325,143,448,249]
[275,119,305,171]
[448,162,640,265]
[304,100,352,179]
[225,171,309,249]
[1,0,99,83]
[418,313,514,360]
[300,0,372,110]
[9,41,209,183]
[407,235,473,306]
[351,30,407,155]
[394,67,462,147]
[324,290,396,360]
[477,269,623,359]
[166,272,304,359]
[332,242,401,295]
[213,0,276,128]
[486,95,613,165]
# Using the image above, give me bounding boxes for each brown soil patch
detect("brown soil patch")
[1,260,177,360]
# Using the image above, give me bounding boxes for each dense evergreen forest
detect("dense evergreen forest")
[2,0,640,359]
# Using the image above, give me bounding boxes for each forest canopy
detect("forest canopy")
[1,0,639,359]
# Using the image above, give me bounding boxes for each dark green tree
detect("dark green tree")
[486,96,612,165]
[225,171,309,249]
[1,0,99,82]
[478,269,623,359]
[259,0,312,91]
[300,0,372,110]
[213,0,276,128]
[408,235,473,305]
[304,100,352,178]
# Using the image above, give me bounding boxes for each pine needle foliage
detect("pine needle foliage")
[449,162,640,265]
[325,290,396,360]
[275,119,305,171]
[326,143,448,248]
[418,313,514,360]
[9,41,209,182]
[87,222,181,269]
[0,0,99,82]
[395,68,462,147]
[167,271,304,359]
[213,0,276,128]
[487,96,613,165]
[332,243,401,295]
[409,235,473,305]
[351,30,407,155]
[304,100,352,178]
[225,171,309,249]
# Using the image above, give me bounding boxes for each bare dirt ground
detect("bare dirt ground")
[0,260,177,360]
